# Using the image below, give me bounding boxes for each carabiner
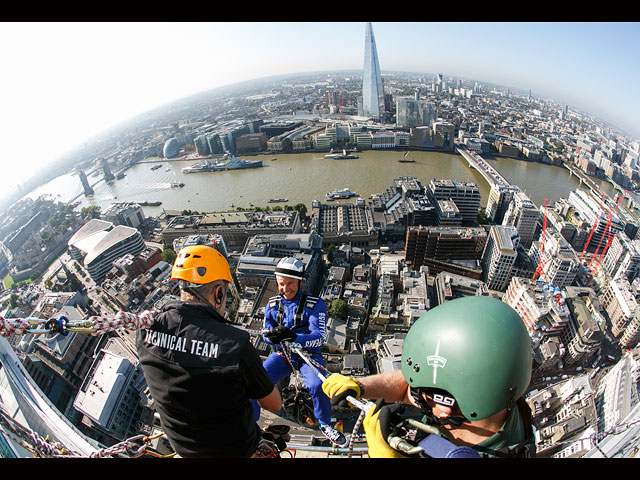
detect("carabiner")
[44,315,68,336]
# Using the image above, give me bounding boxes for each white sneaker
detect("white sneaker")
[320,424,348,448]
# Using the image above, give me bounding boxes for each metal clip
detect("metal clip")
[388,435,423,455]
[44,315,68,336]
[22,317,52,334]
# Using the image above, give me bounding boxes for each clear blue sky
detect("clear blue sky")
[1,21,639,193]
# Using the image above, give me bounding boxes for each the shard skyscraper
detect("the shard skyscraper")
[362,22,385,120]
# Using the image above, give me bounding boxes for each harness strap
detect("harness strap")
[276,292,309,331]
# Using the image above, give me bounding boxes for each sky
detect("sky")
[2,21,640,196]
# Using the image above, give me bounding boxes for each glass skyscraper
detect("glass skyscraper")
[362,22,385,120]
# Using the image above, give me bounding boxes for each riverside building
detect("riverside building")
[427,179,481,225]
[161,210,301,250]
[310,198,378,248]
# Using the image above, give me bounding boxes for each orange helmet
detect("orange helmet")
[171,245,232,285]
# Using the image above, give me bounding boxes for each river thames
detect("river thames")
[26,149,619,216]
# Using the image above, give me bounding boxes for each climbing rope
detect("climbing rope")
[0,403,171,458]
[0,310,157,338]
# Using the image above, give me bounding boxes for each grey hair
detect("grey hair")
[180,279,227,303]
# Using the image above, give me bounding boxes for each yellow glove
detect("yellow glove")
[363,399,407,458]
[322,373,363,407]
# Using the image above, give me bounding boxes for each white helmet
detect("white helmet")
[275,257,305,280]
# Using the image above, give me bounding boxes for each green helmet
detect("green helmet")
[401,296,532,422]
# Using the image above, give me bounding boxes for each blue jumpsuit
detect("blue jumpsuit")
[262,290,332,425]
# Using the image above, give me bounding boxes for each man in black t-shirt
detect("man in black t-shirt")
[136,245,281,457]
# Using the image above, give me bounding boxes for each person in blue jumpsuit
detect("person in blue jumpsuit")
[262,257,348,448]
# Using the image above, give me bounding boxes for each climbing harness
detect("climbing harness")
[275,291,309,331]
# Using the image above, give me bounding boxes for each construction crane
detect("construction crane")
[532,257,553,281]
[340,92,344,121]
[580,193,606,263]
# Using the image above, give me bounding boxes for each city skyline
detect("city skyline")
[2,21,640,193]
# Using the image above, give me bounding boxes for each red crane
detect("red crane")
[580,194,606,263]
[532,257,553,281]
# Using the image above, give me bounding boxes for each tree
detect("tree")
[80,205,101,220]
[328,299,347,320]
[294,203,307,219]
[162,248,177,265]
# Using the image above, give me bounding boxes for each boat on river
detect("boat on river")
[326,188,357,200]
[325,149,358,160]
[182,154,263,173]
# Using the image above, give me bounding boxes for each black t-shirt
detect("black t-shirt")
[136,301,275,457]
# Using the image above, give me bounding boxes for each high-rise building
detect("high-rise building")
[396,97,436,128]
[404,225,487,269]
[502,191,540,248]
[482,225,520,291]
[428,179,481,225]
[529,230,581,288]
[568,189,625,250]
[601,231,640,282]
[362,22,385,120]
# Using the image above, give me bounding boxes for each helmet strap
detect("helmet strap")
[506,386,517,412]
[410,387,469,427]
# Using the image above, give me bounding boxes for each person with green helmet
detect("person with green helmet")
[322,296,536,458]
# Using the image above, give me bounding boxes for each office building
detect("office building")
[405,225,486,267]
[561,287,606,366]
[600,277,638,338]
[486,185,520,224]
[433,271,489,306]
[568,189,624,250]
[103,202,145,229]
[529,230,581,288]
[503,277,571,340]
[396,97,436,128]
[502,191,540,248]
[310,198,378,248]
[482,225,520,291]
[428,179,481,225]
[362,22,385,120]
[601,231,640,282]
